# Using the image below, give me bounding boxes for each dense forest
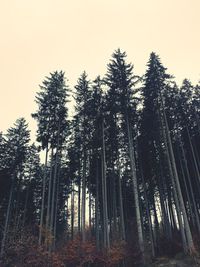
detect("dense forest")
[0,49,200,266]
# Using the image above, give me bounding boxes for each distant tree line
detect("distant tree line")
[0,50,200,266]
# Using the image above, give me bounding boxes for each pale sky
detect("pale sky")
[1,0,200,141]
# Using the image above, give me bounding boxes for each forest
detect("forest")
[0,49,200,267]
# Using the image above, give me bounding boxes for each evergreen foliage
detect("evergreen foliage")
[0,51,200,266]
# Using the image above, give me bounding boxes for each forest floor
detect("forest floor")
[150,254,200,267]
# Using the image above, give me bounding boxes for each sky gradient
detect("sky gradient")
[1,0,200,140]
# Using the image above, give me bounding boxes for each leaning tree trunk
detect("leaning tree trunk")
[180,138,200,234]
[126,114,145,262]
[161,94,194,253]
[160,103,188,252]
[186,126,200,186]
[179,155,195,227]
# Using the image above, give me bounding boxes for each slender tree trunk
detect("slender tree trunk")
[46,147,54,247]
[152,194,159,252]
[126,114,145,261]
[117,158,126,240]
[179,154,195,227]
[140,160,155,257]
[160,106,188,252]
[88,151,92,239]
[95,158,100,250]
[0,172,15,258]
[71,181,74,240]
[112,166,117,238]
[170,158,188,252]
[49,146,60,250]
[161,95,194,253]
[101,117,110,249]
[89,191,92,238]
[50,123,61,245]
[53,172,60,250]
[39,145,49,245]
[78,172,81,235]
[180,138,200,234]
[22,182,30,228]
[13,171,23,234]
[158,159,172,239]
[194,108,200,134]
[82,149,87,242]
[167,192,177,233]
[186,126,200,184]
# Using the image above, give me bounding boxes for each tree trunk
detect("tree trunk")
[140,160,155,257]
[95,158,100,250]
[46,147,54,247]
[126,114,145,261]
[186,126,200,185]
[53,172,60,250]
[71,181,74,240]
[22,182,30,228]
[39,145,49,245]
[117,158,126,241]
[0,172,15,258]
[50,122,61,244]
[50,143,60,250]
[78,171,81,235]
[161,95,194,253]
[82,149,87,242]
[180,138,200,234]
[160,106,188,252]
[101,117,110,249]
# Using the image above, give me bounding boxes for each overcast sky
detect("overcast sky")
[1,0,200,140]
